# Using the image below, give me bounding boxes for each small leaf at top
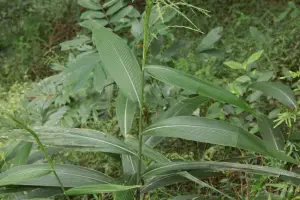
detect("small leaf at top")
[249,81,297,109]
[78,0,102,10]
[93,27,143,107]
[246,50,264,66]
[224,61,243,70]
[197,27,223,52]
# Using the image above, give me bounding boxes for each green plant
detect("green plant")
[1,1,300,200]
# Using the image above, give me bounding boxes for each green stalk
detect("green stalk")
[136,0,153,199]
[7,114,70,200]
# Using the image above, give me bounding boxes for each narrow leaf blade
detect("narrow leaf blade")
[65,184,139,195]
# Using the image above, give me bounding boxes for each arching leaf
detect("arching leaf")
[143,161,300,181]
[1,127,137,156]
[145,65,254,114]
[141,171,222,193]
[142,116,298,164]
[249,81,297,109]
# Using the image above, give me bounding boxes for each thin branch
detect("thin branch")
[136,0,153,200]
[7,114,70,200]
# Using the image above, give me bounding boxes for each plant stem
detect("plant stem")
[136,0,153,199]
[7,114,70,200]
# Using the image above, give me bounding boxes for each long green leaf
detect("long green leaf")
[116,93,137,137]
[93,27,143,106]
[142,116,298,164]
[145,65,254,114]
[143,161,300,181]
[257,114,285,151]
[141,170,222,193]
[249,81,297,109]
[145,95,209,147]
[65,184,139,195]
[0,165,51,186]
[1,127,137,156]
[17,164,114,187]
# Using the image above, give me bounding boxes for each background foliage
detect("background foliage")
[0,0,300,199]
